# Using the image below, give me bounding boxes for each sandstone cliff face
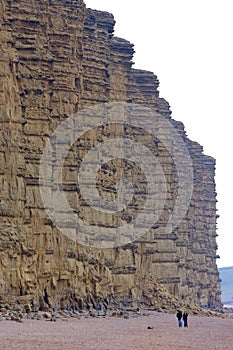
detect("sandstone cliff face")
[0,0,221,312]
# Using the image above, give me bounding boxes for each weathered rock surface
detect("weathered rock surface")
[0,0,221,313]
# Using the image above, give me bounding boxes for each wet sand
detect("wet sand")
[1,312,233,350]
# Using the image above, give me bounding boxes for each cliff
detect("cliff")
[0,0,222,313]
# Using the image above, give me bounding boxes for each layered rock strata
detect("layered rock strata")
[0,0,221,312]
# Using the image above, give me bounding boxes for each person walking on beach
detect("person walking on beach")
[183,311,188,328]
[176,310,183,328]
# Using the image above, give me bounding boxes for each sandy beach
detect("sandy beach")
[1,312,233,350]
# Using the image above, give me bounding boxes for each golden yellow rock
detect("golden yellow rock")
[0,0,221,313]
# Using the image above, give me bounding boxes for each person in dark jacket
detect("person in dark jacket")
[176,310,183,327]
[183,311,188,328]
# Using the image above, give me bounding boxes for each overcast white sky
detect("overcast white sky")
[85,0,233,268]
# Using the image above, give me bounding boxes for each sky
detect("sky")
[84,0,233,268]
